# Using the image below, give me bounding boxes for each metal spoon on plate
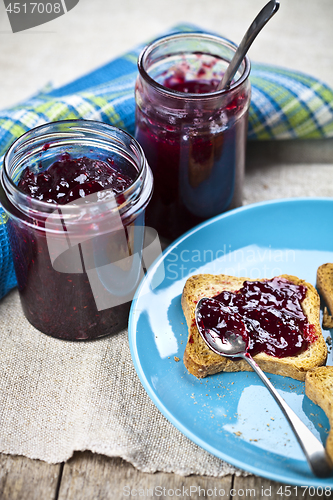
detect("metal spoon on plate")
[195,297,332,478]
[216,0,280,91]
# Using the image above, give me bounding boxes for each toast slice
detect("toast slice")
[182,274,327,380]
[317,263,333,329]
[305,366,333,463]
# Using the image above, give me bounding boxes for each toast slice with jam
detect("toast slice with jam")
[181,274,327,380]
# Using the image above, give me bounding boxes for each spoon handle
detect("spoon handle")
[242,353,332,478]
[217,0,280,91]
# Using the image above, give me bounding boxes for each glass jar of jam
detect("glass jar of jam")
[135,33,251,240]
[0,120,153,340]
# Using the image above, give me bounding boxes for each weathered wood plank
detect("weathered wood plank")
[3,450,328,500]
[58,451,233,500]
[0,453,61,500]
[233,474,331,500]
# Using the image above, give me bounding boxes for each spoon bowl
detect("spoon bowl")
[207,331,247,356]
[195,297,332,478]
[195,297,248,356]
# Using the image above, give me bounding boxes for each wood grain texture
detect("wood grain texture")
[1,451,330,500]
[233,475,329,500]
[57,451,233,500]
[0,453,61,500]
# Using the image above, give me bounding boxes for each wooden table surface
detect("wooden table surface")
[1,451,329,500]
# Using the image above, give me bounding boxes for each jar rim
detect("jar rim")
[137,32,251,100]
[1,119,153,223]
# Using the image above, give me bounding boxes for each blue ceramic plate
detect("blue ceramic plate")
[128,198,333,486]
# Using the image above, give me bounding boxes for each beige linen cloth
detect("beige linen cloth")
[0,290,241,476]
[1,158,333,475]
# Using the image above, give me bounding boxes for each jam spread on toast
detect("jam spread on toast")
[199,277,317,358]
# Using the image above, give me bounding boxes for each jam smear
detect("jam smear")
[198,277,317,358]
[18,154,134,204]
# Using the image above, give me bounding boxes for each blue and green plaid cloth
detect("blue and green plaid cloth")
[1,23,333,300]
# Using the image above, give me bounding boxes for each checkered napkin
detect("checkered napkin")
[1,23,333,300]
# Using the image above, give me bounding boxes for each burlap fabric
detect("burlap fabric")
[0,290,242,476]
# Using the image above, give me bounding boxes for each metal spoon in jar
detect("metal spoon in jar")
[195,297,332,478]
[216,0,280,91]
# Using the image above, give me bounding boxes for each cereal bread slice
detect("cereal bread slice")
[182,274,327,380]
[317,263,333,329]
[305,366,333,463]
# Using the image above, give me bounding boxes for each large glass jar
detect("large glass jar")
[0,120,153,340]
[135,32,251,240]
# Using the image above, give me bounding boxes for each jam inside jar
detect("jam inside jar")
[0,120,153,340]
[135,33,251,240]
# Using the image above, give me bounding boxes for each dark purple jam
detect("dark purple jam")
[11,154,137,340]
[18,153,133,204]
[162,76,220,94]
[197,277,317,358]
[135,73,247,240]
[197,298,249,352]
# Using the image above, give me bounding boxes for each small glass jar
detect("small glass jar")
[0,120,153,340]
[135,32,251,240]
